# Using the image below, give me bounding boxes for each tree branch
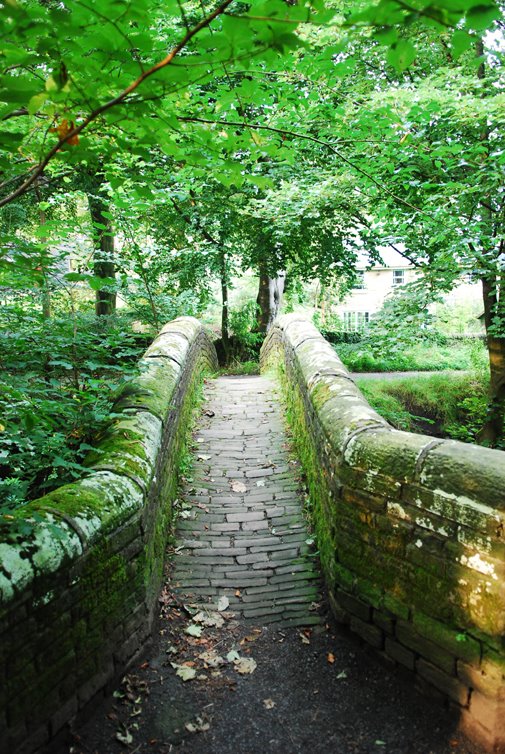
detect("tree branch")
[0,0,235,209]
[178,115,433,217]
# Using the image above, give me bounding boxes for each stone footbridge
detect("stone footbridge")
[173,375,321,626]
[0,316,504,754]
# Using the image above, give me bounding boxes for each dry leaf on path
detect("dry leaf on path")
[199,650,226,668]
[230,481,247,493]
[186,717,211,733]
[171,664,197,682]
[217,595,230,612]
[299,632,310,645]
[194,611,224,628]
[226,650,257,674]
[263,698,276,709]
[185,624,203,638]
[234,657,257,674]
[327,652,335,664]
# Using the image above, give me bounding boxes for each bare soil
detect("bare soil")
[69,593,486,754]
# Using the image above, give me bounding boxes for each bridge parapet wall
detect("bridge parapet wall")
[0,317,218,753]
[261,314,505,753]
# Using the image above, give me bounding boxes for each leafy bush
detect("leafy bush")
[229,301,264,359]
[0,309,147,511]
[336,340,487,373]
[356,373,489,444]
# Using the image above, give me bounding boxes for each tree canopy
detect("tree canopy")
[1,0,505,459]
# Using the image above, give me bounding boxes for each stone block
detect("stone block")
[419,441,505,517]
[416,659,469,705]
[396,621,455,675]
[412,612,481,664]
[385,637,415,671]
[350,616,384,649]
[335,589,371,622]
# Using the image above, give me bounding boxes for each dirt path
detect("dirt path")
[69,376,485,754]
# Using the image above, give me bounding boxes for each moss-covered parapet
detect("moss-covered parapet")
[261,314,505,754]
[0,317,218,753]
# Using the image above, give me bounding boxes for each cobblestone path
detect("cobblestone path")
[172,375,322,626]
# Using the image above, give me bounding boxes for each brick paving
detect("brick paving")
[171,375,322,626]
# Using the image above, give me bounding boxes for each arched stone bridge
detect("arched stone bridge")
[1,316,504,753]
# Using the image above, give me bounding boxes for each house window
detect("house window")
[392,269,405,286]
[343,311,370,332]
[352,271,365,289]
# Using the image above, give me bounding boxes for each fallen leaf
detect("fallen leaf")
[185,624,203,638]
[199,650,226,668]
[299,632,310,645]
[217,595,230,612]
[194,611,224,628]
[234,657,257,674]
[327,652,335,664]
[185,716,211,733]
[336,670,347,679]
[130,706,142,717]
[226,650,240,663]
[231,481,247,493]
[171,663,197,682]
[235,589,241,597]
[263,698,276,709]
[198,454,212,460]
[116,728,133,745]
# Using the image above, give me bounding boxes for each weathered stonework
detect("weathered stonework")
[261,314,505,754]
[0,317,218,754]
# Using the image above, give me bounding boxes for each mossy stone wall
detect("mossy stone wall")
[0,317,218,754]
[261,315,505,754]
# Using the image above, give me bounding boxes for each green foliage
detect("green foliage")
[219,360,260,376]
[337,339,487,372]
[229,301,264,359]
[356,372,490,443]
[362,286,443,359]
[0,309,146,510]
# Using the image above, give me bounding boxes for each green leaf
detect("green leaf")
[88,276,116,291]
[465,3,501,29]
[387,39,416,71]
[450,29,474,57]
[28,92,48,115]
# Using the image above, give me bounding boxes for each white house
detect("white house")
[335,247,482,332]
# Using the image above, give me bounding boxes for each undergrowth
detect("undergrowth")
[356,372,490,444]
[0,310,148,511]
[337,340,487,373]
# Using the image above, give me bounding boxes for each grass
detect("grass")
[336,340,487,373]
[355,372,489,444]
[219,360,260,376]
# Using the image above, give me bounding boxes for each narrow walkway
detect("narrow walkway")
[173,375,322,626]
[71,375,486,754]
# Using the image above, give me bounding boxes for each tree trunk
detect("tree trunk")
[478,275,505,445]
[35,183,51,319]
[474,39,505,445]
[88,186,116,317]
[220,252,230,360]
[255,261,285,334]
